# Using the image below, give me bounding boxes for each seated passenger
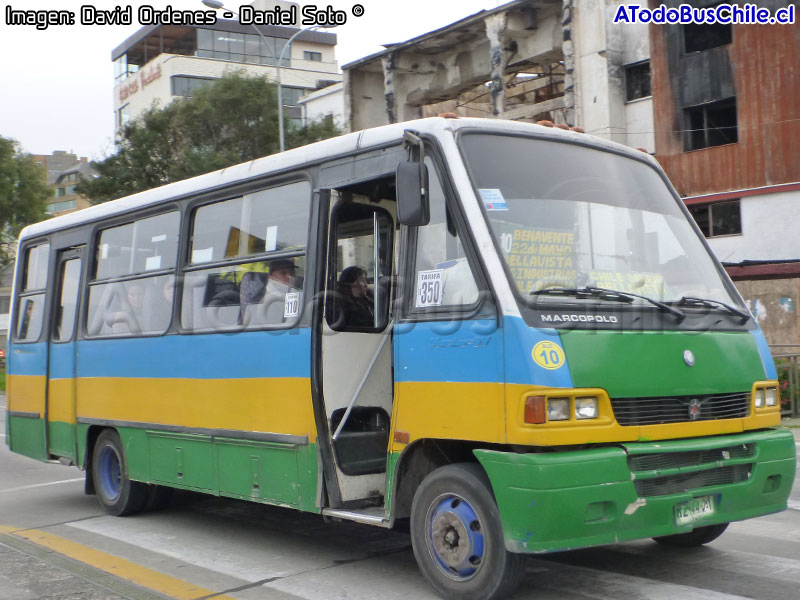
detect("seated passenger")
[335,266,375,328]
[261,258,301,324]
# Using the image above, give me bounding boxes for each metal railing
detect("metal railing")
[770,345,800,418]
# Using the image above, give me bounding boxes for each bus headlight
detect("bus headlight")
[548,398,570,421]
[755,389,765,408]
[765,387,778,407]
[575,397,599,419]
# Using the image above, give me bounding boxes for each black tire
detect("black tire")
[410,463,526,600]
[92,429,148,516]
[653,522,729,547]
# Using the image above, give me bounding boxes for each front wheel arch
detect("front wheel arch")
[410,462,525,600]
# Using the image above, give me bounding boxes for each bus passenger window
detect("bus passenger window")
[182,181,311,331]
[94,212,178,280]
[88,275,174,336]
[23,243,50,290]
[412,160,479,310]
[88,212,179,338]
[17,296,45,341]
[14,243,50,342]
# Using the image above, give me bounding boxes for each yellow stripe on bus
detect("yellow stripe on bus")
[47,377,75,424]
[0,525,239,600]
[6,375,46,415]
[76,376,316,442]
[392,381,506,452]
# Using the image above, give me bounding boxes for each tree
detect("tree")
[80,72,343,203]
[0,136,51,268]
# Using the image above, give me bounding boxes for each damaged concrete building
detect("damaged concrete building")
[342,0,654,152]
[647,0,800,346]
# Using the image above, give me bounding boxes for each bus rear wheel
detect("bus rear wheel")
[653,523,729,547]
[410,463,526,600]
[92,429,148,516]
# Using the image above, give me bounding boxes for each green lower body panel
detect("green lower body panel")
[76,424,321,513]
[475,429,796,553]
[8,416,47,461]
[47,420,76,460]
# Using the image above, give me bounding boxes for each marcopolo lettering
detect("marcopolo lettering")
[540,314,619,323]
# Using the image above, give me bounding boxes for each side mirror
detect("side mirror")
[396,161,430,226]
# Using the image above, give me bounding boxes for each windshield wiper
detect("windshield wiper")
[530,286,685,321]
[672,296,750,323]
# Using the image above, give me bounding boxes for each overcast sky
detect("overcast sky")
[0,0,503,159]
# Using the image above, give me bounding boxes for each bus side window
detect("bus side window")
[182,180,311,331]
[411,159,479,311]
[14,243,50,342]
[88,213,179,337]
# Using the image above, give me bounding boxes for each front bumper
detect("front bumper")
[475,429,796,553]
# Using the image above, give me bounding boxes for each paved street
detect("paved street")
[2,392,799,600]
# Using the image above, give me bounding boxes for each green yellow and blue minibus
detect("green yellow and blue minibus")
[6,117,796,599]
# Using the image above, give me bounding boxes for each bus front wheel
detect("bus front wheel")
[410,463,525,600]
[92,429,148,516]
[653,523,729,547]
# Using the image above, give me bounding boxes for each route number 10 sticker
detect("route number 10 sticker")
[416,269,443,308]
[532,340,566,370]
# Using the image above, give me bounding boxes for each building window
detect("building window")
[304,51,322,62]
[196,28,289,67]
[171,75,215,97]
[684,97,737,151]
[689,200,741,237]
[683,20,732,53]
[625,61,651,101]
[56,187,66,197]
[118,104,131,129]
[46,200,77,214]
[0,295,10,313]
[281,86,306,107]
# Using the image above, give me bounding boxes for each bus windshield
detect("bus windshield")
[459,133,741,308]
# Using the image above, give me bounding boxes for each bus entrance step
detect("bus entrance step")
[322,507,390,528]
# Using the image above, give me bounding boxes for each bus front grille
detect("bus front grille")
[632,464,753,497]
[628,443,755,472]
[611,392,750,426]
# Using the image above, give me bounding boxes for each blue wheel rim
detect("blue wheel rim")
[426,494,485,581]
[98,445,122,501]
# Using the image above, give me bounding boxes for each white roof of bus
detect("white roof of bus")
[19,117,656,240]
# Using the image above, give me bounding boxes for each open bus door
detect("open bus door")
[316,186,396,516]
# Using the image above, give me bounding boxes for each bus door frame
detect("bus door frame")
[45,245,85,461]
[311,186,397,508]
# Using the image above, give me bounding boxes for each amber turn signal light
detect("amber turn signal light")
[524,396,547,424]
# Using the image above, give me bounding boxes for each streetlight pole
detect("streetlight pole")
[274,25,323,152]
[201,0,325,152]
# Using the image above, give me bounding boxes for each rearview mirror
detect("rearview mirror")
[396,161,430,226]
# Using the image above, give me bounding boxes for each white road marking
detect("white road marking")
[0,478,84,494]
[788,500,800,512]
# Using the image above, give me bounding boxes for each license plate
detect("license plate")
[674,495,715,526]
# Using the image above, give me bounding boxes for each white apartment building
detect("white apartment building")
[112,0,341,131]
